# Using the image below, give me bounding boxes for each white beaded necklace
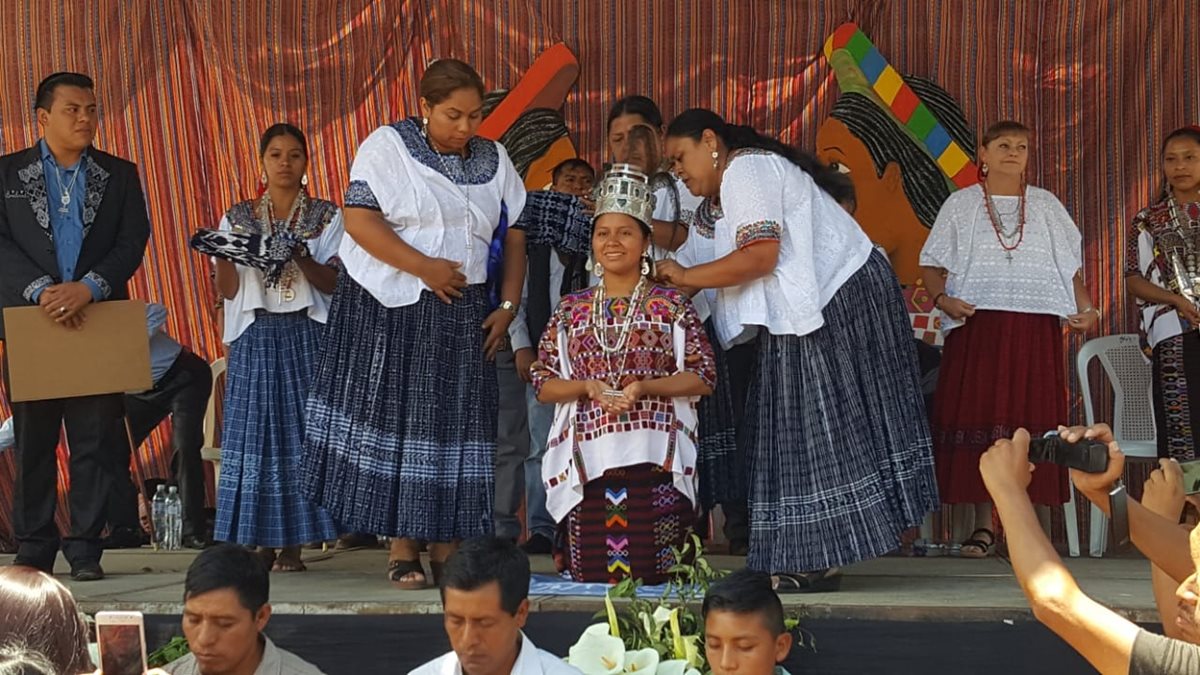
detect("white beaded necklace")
[591,274,647,391]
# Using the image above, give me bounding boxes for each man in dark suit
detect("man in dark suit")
[0,72,150,580]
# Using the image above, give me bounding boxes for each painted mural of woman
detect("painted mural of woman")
[817,23,977,288]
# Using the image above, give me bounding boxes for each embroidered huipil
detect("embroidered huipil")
[920,184,1081,334]
[339,118,527,308]
[531,285,716,521]
[712,151,874,348]
[1126,198,1200,350]
[219,199,344,343]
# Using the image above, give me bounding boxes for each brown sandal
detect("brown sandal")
[388,559,429,590]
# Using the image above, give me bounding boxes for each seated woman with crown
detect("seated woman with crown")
[531,165,716,585]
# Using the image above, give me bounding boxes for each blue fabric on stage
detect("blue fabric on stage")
[215,311,338,547]
[302,275,497,541]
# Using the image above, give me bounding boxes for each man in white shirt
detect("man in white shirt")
[166,544,325,675]
[410,537,581,675]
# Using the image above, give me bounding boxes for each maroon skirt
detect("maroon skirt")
[932,310,1069,505]
[564,464,694,585]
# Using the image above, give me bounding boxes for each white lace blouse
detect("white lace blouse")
[919,184,1081,334]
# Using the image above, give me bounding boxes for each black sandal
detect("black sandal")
[772,568,843,594]
[960,528,994,559]
[387,559,429,590]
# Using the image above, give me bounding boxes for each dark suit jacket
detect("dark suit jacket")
[0,144,150,339]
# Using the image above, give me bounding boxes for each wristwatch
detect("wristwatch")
[498,300,518,316]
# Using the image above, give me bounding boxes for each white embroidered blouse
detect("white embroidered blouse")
[220,199,344,344]
[919,184,1081,334]
[711,151,874,348]
[339,119,528,308]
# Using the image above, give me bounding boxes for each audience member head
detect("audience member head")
[181,544,272,675]
[552,158,596,198]
[702,570,792,675]
[0,644,57,675]
[419,58,486,155]
[34,72,97,155]
[0,566,92,675]
[439,537,532,675]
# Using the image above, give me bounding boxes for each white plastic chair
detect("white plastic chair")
[1067,335,1157,557]
[201,358,227,486]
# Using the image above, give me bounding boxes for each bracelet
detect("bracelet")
[932,292,946,308]
[1081,306,1102,320]
[498,300,518,317]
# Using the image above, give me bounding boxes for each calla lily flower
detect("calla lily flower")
[568,624,626,675]
[622,648,660,674]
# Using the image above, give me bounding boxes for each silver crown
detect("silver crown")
[593,163,656,227]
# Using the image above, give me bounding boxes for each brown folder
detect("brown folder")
[3,300,152,402]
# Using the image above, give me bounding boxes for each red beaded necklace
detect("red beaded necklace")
[980,178,1026,263]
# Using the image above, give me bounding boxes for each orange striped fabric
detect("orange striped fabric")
[0,1,1196,544]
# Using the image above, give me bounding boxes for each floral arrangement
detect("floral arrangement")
[566,535,723,675]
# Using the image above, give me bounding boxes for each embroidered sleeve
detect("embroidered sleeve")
[530,306,565,396]
[82,271,111,299]
[734,221,782,249]
[677,297,717,389]
[345,126,419,224]
[1126,211,1152,278]
[719,154,788,252]
[344,180,380,211]
[22,275,54,303]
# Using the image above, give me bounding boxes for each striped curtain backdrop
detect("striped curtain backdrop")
[0,0,1196,545]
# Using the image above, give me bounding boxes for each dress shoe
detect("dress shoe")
[70,562,105,582]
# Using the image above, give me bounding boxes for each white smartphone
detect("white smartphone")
[95,610,148,675]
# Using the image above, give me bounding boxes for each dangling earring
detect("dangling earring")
[641,256,654,277]
[979,162,989,179]
[711,150,719,170]
[260,172,268,187]
[301,174,309,188]
[594,261,604,278]
[422,116,429,133]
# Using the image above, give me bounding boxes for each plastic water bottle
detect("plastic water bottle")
[166,486,183,551]
[151,484,169,550]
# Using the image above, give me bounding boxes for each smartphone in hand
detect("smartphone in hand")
[95,611,148,675]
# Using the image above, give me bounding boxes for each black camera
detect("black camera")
[1027,434,1110,473]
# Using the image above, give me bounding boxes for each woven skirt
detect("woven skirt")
[301,275,496,541]
[565,464,695,585]
[215,311,338,547]
[696,319,745,509]
[932,310,1069,505]
[747,250,939,573]
[1152,331,1200,461]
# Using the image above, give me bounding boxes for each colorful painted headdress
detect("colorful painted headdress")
[824,23,977,190]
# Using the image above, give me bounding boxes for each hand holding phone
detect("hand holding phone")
[95,611,148,675]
